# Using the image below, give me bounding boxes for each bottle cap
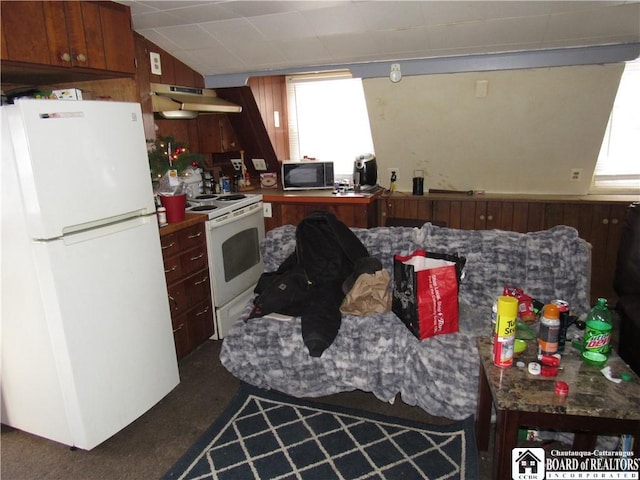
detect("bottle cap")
[555,381,569,397]
[544,304,560,319]
[497,295,518,318]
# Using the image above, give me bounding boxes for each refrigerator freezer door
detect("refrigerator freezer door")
[4,100,156,240]
[1,214,179,449]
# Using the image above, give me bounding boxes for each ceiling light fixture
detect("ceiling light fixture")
[390,63,402,83]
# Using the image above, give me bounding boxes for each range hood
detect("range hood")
[150,83,242,119]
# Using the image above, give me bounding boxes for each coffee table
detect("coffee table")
[475,337,640,479]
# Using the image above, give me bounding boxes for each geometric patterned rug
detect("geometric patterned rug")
[161,383,478,480]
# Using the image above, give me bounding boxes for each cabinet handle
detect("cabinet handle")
[479,214,485,220]
[194,276,208,285]
[188,232,202,239]
[611,218,619,225]
[61,52,72,62]
[162,242,176,250]
[602,218,609,225]
[168,295,178,310]
[165,265,178,274]
[487,215,493,221]
[75,53,87,63]
[190,253,204,261]
[173,323,184,333]
[195,306,210,316]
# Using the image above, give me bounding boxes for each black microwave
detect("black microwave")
[281,161,334,190]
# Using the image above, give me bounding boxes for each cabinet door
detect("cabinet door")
[545,202,628,304]
[279,203,371,229]
[99,2,135,73]
[1,1,52,64]
[68,1,106,70]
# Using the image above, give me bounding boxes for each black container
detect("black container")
[412,177,424,195]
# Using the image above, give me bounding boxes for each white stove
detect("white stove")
[187,193,262,220]
[186,191,265,339]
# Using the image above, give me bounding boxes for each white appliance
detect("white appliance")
[187,194,264,337]
[1,99,180,450]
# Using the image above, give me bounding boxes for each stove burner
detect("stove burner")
[216,194,246,201]
[195,194,218,200]
[191,205,218,211]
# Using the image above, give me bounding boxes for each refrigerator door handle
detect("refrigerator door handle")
[61,210,149,237]
[61,215,152,245]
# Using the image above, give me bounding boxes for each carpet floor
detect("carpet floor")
[0,340,493,479]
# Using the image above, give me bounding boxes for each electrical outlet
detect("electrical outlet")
[569,168,583,182]
[252,158,267,171]
[388,168,399,181]
[230,159,243,171]
[263,202,272,218]
[150,52,162,75]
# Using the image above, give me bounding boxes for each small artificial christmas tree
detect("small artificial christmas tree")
[147,135,203,181]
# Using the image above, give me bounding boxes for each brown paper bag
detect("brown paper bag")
[340,269,392,316]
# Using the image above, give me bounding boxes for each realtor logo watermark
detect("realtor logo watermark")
[512,447,639,480]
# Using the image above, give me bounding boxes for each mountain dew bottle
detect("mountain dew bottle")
[584,298,613,357]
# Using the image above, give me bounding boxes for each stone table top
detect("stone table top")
[477,337,640,420]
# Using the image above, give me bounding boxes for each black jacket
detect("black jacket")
[251,211,370,357]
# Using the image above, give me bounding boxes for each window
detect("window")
[592,58,640,193]
[286,71,374,178]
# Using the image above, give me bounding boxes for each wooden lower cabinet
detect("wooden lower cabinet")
[380,196,545,232]
[545,202,629,304]
[265,200,378,232]
[160,221,214,360]
[378,195,635,304]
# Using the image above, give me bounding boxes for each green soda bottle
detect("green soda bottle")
[583,298,613,358]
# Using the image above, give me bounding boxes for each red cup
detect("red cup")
[159,194,186,223]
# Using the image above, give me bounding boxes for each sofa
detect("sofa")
[220,223,591,420]
[615,202,640,376]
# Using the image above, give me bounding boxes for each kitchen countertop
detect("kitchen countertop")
[378,190,639,203]
[257,187,383,204]
[158,212,207,236]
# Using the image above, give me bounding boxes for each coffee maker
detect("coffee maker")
[354,153,377,189]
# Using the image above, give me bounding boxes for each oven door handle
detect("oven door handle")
[207,202,263,229]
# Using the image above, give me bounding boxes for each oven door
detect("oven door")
[205,201,264,307]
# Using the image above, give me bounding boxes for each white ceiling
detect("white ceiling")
[121,1,640,79]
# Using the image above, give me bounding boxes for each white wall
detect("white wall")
[363,63,624,195]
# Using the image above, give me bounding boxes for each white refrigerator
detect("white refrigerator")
[1,99,180,450]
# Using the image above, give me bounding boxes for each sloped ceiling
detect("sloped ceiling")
[121,1,639,82]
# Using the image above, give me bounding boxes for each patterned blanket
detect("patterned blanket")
[220,223,591,420]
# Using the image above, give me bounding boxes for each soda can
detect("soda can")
[493,296,518,368]
[221,176,231,193]
[551,299,570,353]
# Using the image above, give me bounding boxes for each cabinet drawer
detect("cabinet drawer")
[160,233,180,258]
[171,314,191,360]
[184,269,211,304]
[166,268,211,317]
[171,298,214,360]
[162,255,183,285]
[187,299,215,346]
[180,246,208,277]
[179,224,206,250]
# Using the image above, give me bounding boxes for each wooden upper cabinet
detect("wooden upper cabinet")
[1,1,134,74]
[1,1,51,64]
[98,2,135,73]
